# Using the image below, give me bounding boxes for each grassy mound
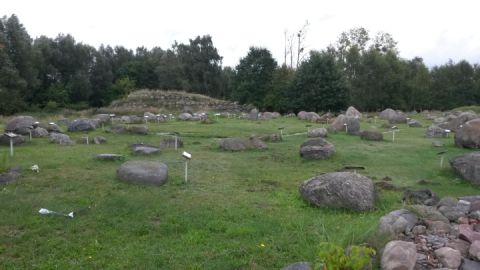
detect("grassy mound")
[101,89,249,115]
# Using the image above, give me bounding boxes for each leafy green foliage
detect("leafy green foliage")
[317,242,375,270]
[1,14,480,115]
[287,51,349,112]
[111,77,136,99]
[233,47,277,108]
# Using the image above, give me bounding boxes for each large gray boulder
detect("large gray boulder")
[259,112,274,120]
[379,108,407,123]
[117,160,168,186]
[425,125,448,138]
[0,134,26,145]
[5,116,36,135]
[328,114,347,132]
[120,115,144,124]
[68,119,97,132]
[381,241,417,270]
[93,114,111,125]
[127,126,148,135]
[44,123,62,133]
[178,113,192,121]
[450,152,480,185]
[298,111,320,122]
[462,258,480,270]
[299,172,375,211]
[345,117,360,135]
[299,138,335,160]
[307,128,328,138]
[328,115,359,134]
[378,209,418,236]
[360,130,383,141]
[219,137,267,151]
[437,197,470,222]
[407,119,422,127]
[439,112,478,132]
[345,106,362,119]
[32,127,49,138]
[455,118,480,148]
[249,108,259,120]
[435,247,462,269]
[49,133,74,145]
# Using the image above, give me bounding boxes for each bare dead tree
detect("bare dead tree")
[296,20,309,69]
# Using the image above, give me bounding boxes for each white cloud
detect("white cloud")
[3,0,480,67]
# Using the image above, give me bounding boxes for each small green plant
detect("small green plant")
[317,242,376,270]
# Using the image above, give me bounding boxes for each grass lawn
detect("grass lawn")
[0,114,478,269]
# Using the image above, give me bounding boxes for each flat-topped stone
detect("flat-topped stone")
[96,154,124,161]
[117,160,168,186]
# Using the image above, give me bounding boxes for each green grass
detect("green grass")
[453,105,480,113]
[0,116,478,269]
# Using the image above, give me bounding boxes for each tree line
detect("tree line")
[1,14,479,115]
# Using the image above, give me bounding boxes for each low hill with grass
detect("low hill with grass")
[101,89,251,114]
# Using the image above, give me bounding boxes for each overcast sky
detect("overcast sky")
[3,0,480,67]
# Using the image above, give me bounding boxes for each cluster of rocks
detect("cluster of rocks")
[177,112,209,121]
[450,152,480,185]
[2,116,74,145]
[425,111,480,149]
[107,89,251,113]
[379,193,480,269]
[328,114,361,135]
[436,111,478,132]
[297,111,332,123]
[247,109,282,120]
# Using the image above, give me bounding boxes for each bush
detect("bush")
[44,101,60,112]
[317,242,375,270]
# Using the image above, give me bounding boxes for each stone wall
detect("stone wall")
[107,90,252,113]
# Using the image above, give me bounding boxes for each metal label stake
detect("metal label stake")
[182,151,192,184]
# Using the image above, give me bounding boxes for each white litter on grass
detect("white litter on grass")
[31,164,39,173]
[38,208,74,218]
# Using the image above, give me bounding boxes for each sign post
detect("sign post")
[5,132,18,157]
[182,151,192,183]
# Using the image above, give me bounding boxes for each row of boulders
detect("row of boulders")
[248,109,282,120]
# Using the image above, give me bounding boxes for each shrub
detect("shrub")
[317,242,375,270]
